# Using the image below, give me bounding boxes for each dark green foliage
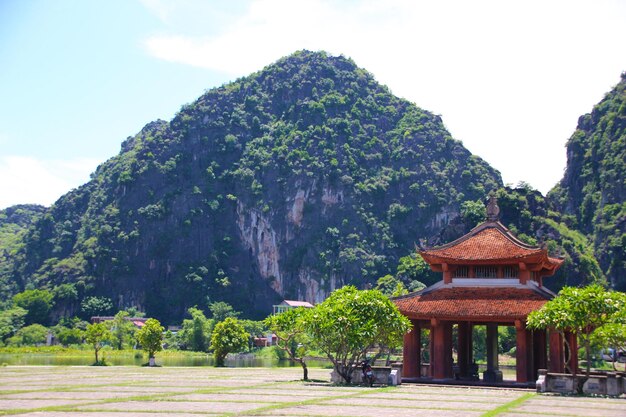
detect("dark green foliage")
[178,307,212,352]
[55,326,84,346]
[12,289,54,325]
[395,253,437,290]
[528,285,626,376]
[549,73,626,290]
[136,318,164,364]
[80,296,114,319]
[0,205,45,308]
[107,310,137,350]
[208,301,240,322]
[7,323,48,346]
[211,317,249,366]
[0,307,27,344]
[375,274,408,297]
[460,200,486,229]
[304,285,411,384]
[265,307,310,380]
[84,322,111,365]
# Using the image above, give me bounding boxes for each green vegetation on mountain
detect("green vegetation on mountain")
[0,205,45,308]
[0,52,622,325]
[549,73,626,291]
[0,51,503,321]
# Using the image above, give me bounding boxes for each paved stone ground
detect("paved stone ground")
[0,366,623,417]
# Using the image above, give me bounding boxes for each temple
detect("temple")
[394,196,574,386]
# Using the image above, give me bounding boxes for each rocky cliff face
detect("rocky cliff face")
[6,51,506,321]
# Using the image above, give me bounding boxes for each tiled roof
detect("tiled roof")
[282,300,314,308]
[421,222,549,264]
[394,286,551,320]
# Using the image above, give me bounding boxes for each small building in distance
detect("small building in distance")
[272,300,314,315]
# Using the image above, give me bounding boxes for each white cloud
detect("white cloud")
[0,156,99,209]
[141,0,626,194]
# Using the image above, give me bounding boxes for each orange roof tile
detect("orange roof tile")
[420,221,559,266]
[394,286,551,321]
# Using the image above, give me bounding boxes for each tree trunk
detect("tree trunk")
[215,352,226,367]
[337,365,353,384]
[301,361,308,381]
[94,348,99,365]
[585,340,591,376]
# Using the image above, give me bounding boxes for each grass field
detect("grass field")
[0,366,623,417]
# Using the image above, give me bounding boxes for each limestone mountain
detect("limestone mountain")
[4,51,506,321]
[549,73,626,291]
[5,52,615,323]
[0,204,46,307]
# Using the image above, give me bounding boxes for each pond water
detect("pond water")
[0,353,331,368]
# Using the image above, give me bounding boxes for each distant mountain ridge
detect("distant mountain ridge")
[0,51,621,322]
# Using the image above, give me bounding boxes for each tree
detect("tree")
[592,322,626,371]
[179,307,212,352]
[7,324,48,346]
[265,307,311,380]
[0,307,27,343]
[375,274,408,297]
[460,199,486,228]
[527,285,626,377]
[107,311,136,350]
[211,317,249,367]
[55,326,84,346]
[84,322,111,365]
[80,296,114,319]
[208,301,240,322]
[12,289,54,325]
[240,319,269,350]
[136,318,164,366]
[304,286,411,384]
[396,253,434,289]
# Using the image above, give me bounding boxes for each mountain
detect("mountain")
[3,51,618,323]
[549,73,626,291]
[0,204,46,307]
[3,51,506,321]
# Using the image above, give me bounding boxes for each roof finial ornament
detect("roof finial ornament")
[486,193,500,221]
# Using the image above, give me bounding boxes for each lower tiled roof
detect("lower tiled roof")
[394,286,551,321]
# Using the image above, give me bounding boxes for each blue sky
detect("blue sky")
[1,0,625,209]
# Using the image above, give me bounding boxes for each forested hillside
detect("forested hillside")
[549,73,626,291]
[0,51,619,323]
[0,205,46,307]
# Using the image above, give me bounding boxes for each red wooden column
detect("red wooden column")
[442,263,451,284]
[533,329,547,379]
[403,320,421,379]
[515,320,531,382]
[431,319,453,379]
[548,329,564,373]
[443,321,453,378]
[457,322,472,378]
[565,331,578,375]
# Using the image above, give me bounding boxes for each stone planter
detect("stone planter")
[536,369,625,396]
[330,365,400,385]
